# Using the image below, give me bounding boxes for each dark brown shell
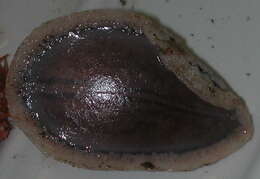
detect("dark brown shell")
[6,9,253,171]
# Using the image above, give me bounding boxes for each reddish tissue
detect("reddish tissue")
[0,55,11,142]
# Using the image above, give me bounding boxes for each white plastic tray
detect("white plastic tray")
[1,0,260,179]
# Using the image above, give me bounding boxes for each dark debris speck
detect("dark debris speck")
[246,16,251,22]
[169,36,176,42]
[141,162,155,169]
[131,4,135,10]
[178,14,183,18]
[208,87,216,95]
[211,45,215,48]
[245,73,251,76]
[190,33,195,37]
[11,154,26,159]
[119,0,127,6]
[210,18,215,24]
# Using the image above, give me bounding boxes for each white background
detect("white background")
[0,0,260,178]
